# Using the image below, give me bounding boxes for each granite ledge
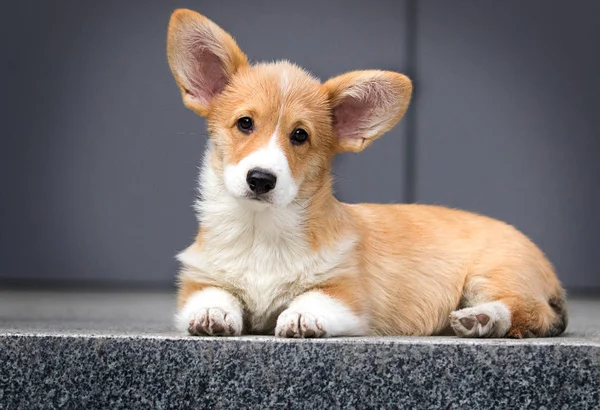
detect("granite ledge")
[1,291,599,408]
[1,333,599,409]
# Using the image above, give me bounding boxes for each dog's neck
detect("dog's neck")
[194,145,351,251]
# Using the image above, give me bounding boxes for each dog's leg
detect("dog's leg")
[449,263,567,338]
[450,295,567,338]
[275,286,367,338]
[175,282,244,336]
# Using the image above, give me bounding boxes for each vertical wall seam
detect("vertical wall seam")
[404,0,418,203]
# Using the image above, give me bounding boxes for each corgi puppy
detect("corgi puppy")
[167,9,567,339]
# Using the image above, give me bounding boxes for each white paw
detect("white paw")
[450,301,511,338]
[175,287,244,336]
[187,307,242,336]
[275,310,327,338]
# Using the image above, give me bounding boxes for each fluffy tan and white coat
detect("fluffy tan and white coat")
[166,9,567,339]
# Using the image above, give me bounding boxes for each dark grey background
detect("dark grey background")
[1,1,598,291]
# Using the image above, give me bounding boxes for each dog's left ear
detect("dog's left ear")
[324,71,412,153]
[167,9,248,116]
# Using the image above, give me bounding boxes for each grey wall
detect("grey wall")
[1,1,598,290]
[0,1,408,287]
[414,1,600,289]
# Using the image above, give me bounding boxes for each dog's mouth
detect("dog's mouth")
[243,192,273,204]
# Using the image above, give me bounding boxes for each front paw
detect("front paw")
[188,307,242,336]
[275,310,327,338]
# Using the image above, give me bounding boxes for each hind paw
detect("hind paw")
[450,301,511,338]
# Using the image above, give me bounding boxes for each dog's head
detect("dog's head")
[167,9,412,208]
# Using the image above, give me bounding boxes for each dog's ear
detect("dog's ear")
[167,9,248,116]
[323,71,412,153]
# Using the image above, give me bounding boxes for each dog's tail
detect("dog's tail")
[545,292,568,337]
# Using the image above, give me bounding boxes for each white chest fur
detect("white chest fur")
[177,150,356,331]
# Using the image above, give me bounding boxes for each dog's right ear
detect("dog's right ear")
[324,70,412,153]
[167,9,248,116]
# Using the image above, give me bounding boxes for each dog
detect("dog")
[166,9,567,338]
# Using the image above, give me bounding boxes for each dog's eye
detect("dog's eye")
[237,117,254,133]
[290,128,309,145]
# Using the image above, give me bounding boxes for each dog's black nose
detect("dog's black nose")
[246,169,277,195]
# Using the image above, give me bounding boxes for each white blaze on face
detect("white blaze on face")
[223,69,299,208]
[223,134,298,207]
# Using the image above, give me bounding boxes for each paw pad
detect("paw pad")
[450,310,495,337]
[459,317,476,330]
[275,311,326,338]
[476,313,490,326]
[187,307,241,336]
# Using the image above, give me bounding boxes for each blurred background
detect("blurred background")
[1,1,599,293]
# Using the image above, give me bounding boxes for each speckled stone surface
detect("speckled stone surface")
[1,291,599,409]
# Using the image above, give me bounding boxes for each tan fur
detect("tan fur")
[344,204,566,336]
[315,276,367,315]
[168,10,567,338]
[177,273,208,310]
